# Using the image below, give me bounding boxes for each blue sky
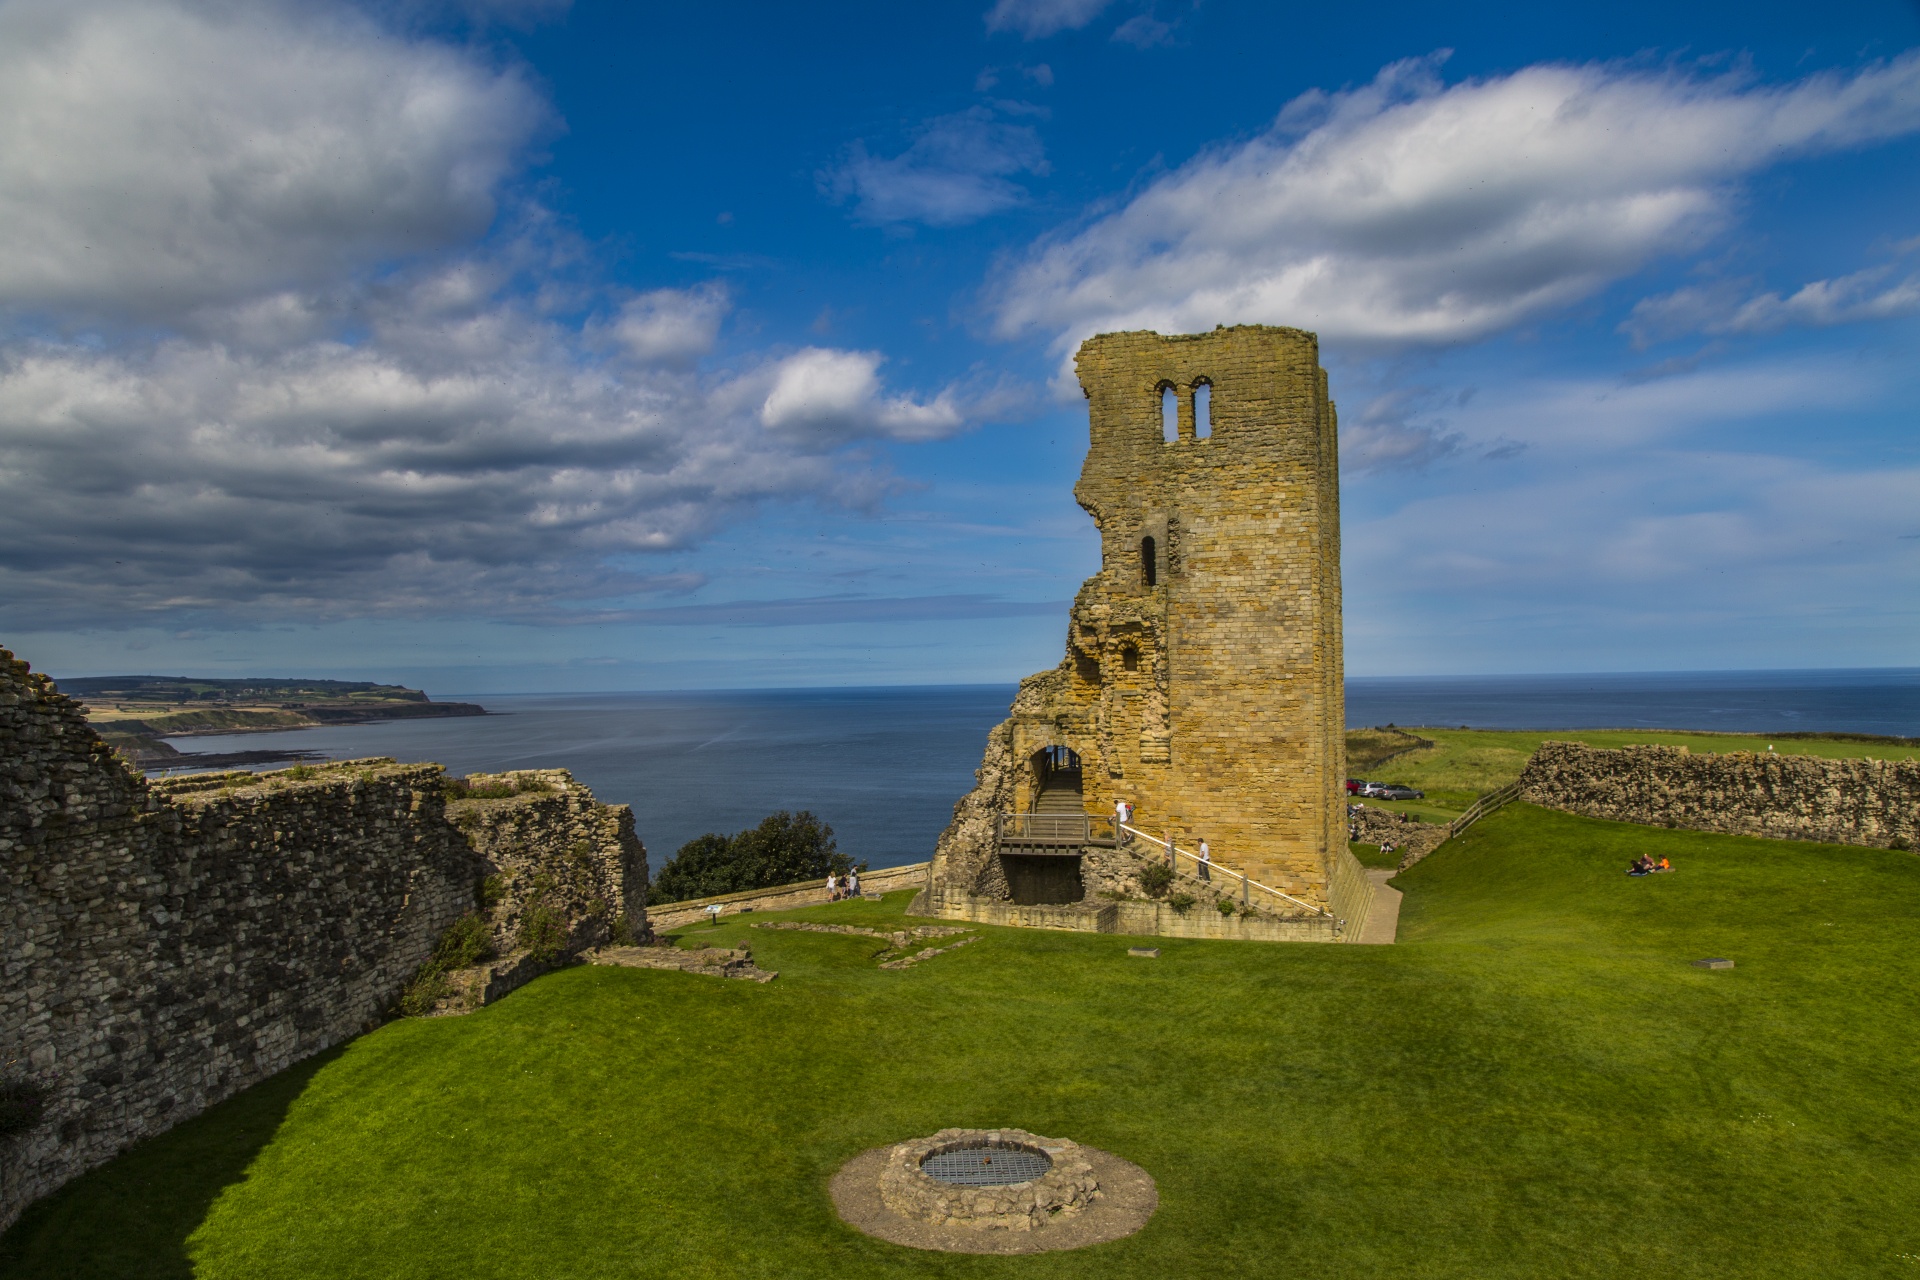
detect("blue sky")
[1,0,1916,691]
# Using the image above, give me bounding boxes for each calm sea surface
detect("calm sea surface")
[165,669,1919,871]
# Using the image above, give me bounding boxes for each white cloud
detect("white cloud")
[821,108,1049,228]
[1625,265,1920,345]
[1110,14,1171,48]
[0,0,985,631]
[0,0,550,321]
[610,283,731,364]
[991,50,1920,372]
[984,0,1114,39]
[0,285,977,626]
[752,349,966,445]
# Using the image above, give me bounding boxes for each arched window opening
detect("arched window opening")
[1160,384,1178,443]
[1121,645,1140,672]
[1193,381,1212,438]
[1141,535,1157,587]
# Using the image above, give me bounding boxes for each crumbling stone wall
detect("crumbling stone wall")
[435,770,649,1009]
[932,326,1346,920]
[0,649,646,1230]
[1519,741,1920,849]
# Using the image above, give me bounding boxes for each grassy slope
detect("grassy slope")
[8,806,1920,1279]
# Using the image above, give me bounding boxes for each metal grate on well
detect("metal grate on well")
[920,1143,1052,1186]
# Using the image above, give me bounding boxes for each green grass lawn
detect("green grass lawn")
[1357,727,1920,801]
[9,804,1920,1279]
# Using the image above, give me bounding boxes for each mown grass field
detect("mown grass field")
[7,803,1920,1279]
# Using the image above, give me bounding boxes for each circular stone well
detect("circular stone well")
[832,1128,1157,1255]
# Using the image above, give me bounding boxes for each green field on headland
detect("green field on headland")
[9,802,1920,1279]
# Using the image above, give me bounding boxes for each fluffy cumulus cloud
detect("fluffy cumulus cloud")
[0,0,981,631]
[749,349,965,444]
[983,0,1114,39]
[821,108,1049,228]
[0,278,968,627]
[991,50,1920,365]
[0,0,550,319]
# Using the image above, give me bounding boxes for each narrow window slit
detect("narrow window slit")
[1160,386,1178,443]
[1141,536,1157,587]
[1193,381,1211,438]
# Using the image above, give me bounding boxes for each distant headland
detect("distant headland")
[58,675,487,769]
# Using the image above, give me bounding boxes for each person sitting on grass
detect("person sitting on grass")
[1628,855,1653,876]
[1656,857,1672,872]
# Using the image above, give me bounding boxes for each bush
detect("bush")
[1216,898,1236,916]
[0,1078,47,1139]
[477,874,505,912]
[517,904,570,963]
[397,913,496,1016]
[1168,892,1196,916]
[1137,863,1174,897]
[648,811,848,904]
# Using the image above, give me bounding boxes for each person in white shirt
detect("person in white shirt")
[825,871,839,901]
[1197,838,1211,882]
[847,870,861,898]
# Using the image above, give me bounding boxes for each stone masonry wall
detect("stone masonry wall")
[1519,741,1920,849]
[932,326,1346,921]
[0,649,646,1231]
[437,770,649,1008]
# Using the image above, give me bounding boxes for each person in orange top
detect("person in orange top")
[1657,858,1672,872]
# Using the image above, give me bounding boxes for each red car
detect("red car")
[1345,778,1366,794]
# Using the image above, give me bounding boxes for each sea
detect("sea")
[162,668,1920,873]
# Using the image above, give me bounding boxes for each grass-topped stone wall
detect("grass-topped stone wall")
[1521,740,1920,850]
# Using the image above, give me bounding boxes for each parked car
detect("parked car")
[1345,778,1366,794]
[1374,784,1425,801]
[1358,781,1392,797]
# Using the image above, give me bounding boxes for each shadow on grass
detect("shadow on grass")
[0,1045,344,1279]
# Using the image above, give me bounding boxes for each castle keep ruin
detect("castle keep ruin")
[926,326,1369,939]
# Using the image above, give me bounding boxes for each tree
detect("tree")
[648,811,856,904]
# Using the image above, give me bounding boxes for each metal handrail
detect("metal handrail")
[1447,780,1522,837]
[1117,822,1333,919]
[998,813,1117,844]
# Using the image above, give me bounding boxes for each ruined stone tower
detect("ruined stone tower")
[924,325,1367,939]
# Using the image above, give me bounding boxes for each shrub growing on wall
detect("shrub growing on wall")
[517,904,569,963]
[1137,863,1174,897]
[397,913,496,1017]
[648,811,855,904]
